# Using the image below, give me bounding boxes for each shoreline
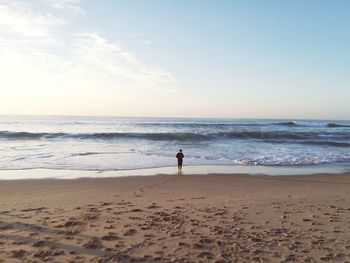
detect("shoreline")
[0,164,349,180]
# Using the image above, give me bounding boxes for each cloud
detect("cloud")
[0,32,175,95]
[74,32,174,93]
[137,32,152,46]
[0,1,65,37]
[46,0,85,14]
[0,1,176,115]
[138,39,152,46]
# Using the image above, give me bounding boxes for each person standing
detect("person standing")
[176,149,184,172]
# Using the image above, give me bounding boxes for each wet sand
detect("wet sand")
[0,173,349,262]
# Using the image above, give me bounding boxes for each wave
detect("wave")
[221,131,350,140]
[273,121,298,127]
[70,152,100,157]
[223,131,307,140]
[274,121,350,128]
[327,123,350,128]
[0,131,67,140]
[263,139,350,148]
[0,131,208,141]
[138,121,350,128]
[0,130,349,146]
[73,132,208,141]
[300,141,350,147]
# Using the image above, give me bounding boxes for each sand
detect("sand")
[0,173,349,262]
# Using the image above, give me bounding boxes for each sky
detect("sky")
[0,0,349,119]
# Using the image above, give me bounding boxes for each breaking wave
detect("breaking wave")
[300,141,350,147]
[0,130,349,147]
[273,121,298,126]
[136,121,350,128]
[0,131,208,141]
[327,123,350,128]
[274,121,350,128]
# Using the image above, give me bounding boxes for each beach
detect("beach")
[0,172,349,262]
[1,0,349,261]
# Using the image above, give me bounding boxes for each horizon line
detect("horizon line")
[0,114,348,122]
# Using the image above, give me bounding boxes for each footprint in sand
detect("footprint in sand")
[123,228,137,236]
[101,232,120,241]
[191,197,206,200]
[146,203,161,209]
[10,249,27,258]
[83,237,102,249]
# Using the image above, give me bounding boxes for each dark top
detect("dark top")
[176,152,184,165]
[176,153,184,159]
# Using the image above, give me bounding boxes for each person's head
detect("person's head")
[179,149,182,152]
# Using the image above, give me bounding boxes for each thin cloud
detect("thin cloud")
[0,1,65,37]
[46,0,85,14]
[138,39,152,46]
[0,1,176,115]
[74,32,174,93]
[137,32,152,46]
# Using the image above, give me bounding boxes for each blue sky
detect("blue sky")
[0,0,349,119]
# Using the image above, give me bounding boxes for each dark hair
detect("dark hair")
[179,149,182,152]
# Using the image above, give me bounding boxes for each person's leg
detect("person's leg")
[178,160,182,172]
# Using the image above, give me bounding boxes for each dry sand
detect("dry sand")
[0,173,349,262]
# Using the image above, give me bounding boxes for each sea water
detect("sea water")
[0,116,349,177]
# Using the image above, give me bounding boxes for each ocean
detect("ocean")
[0,116,349,177]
